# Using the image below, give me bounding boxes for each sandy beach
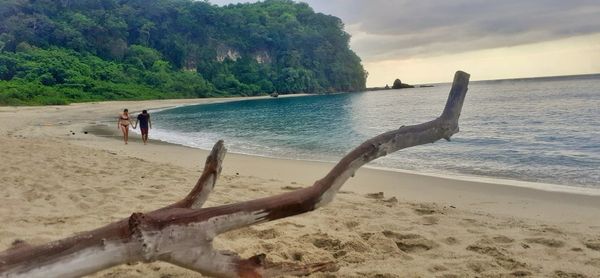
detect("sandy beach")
[1,98,600,277]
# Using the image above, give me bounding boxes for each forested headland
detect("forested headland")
[0,0,367,105]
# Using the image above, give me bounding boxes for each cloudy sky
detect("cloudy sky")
[210,0,600,86]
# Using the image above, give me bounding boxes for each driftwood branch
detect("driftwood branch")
[0,71,470,278]
[163,139,226,210]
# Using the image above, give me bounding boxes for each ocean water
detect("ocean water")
[150,74,600,188]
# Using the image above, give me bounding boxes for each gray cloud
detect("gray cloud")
[210,0,600,62]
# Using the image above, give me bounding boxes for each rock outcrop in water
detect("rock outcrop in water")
[392,79,415,89]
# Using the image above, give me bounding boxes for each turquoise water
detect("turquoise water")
[151,74,600,188]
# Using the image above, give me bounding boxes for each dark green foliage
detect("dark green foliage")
[0,0,366,105]
[0,47,216,105]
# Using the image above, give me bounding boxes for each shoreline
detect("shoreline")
[74,102,600,224]
[131,123,600,198]
[2,98,600,277]
[123,97,600,197]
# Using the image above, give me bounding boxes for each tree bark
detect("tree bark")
[0,71,470,278]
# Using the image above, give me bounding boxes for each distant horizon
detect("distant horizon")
[369,72,600,87]
[470,71,600,83]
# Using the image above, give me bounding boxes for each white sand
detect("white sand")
[1,98,600,277]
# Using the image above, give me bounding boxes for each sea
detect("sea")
[148,74,600,189]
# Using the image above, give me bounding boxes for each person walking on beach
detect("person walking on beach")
[117,109,131,144]
[134,110,152,145]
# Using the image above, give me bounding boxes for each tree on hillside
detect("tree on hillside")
[0,0,367,105]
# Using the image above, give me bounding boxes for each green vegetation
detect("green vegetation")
[0,0,367,105]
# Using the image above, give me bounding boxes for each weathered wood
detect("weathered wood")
[0,71,470,278]
[0,140,228,278]
[162,139,226,210]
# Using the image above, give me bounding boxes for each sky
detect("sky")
[209,0,600,86]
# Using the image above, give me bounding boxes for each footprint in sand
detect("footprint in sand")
[461,218,480,225]
[75,188,94,197]
[412,203,440,215]
[94,186,116,194]
[365,192,384,199]
[260,242,276,252]
[23,189,43,202]
[290,251,303,261]
[552,270,588,278]
[444,236,459,245]
[380,197,399,207]
[42,217,67,226]
[583,239,600,251]
[255,228,280,240]
[419,216,439,225]
[428,264,448,273]
[312,236,342,252]
[584,258,600,268]
[528,225,565,236]
[492,235,515,244]
[467,260,497,274]
[510,270,533,276]
[466,243,526,270]
[341,239,370,253]
[525,237,565,248]
[309,233,371,260]
[149,184,166,190]
[360,232,374,241]
[345,221,359,229]
[538,225,565,235]
[77,202,91,210]
[365,192,384,200]
[356,271,399,277]
[382,230,438,252]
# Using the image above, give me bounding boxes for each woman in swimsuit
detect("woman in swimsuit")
[117,109,131,144]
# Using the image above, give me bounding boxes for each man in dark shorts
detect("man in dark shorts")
[134,110,152,144]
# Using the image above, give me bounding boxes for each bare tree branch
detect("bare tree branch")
[163,140,227,210]
[0,71,470,278]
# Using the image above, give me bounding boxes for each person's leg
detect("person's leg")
[141,128,148,144]
[124,126,129,144]
[120,125,127,144]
